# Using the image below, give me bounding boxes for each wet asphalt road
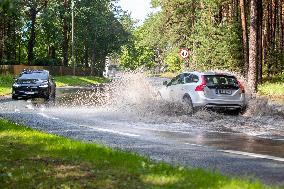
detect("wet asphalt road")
[0,84,284,185]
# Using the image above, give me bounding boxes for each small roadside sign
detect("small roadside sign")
[179,48,190,59]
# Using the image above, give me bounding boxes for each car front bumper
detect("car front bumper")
[12,87,49,99]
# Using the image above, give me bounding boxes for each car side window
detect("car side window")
[168,75,181,86]
[192,74,199,83]
[184,74,199,83]
[177,74,184,84]
[183,74,191,83]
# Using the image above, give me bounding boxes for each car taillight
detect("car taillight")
[237,80,245,93]
[195,76,206,91]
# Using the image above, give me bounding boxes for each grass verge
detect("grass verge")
[0,74,13,96]
[54,75,110,87]
[0,119,276,189]
[258,75,284,102]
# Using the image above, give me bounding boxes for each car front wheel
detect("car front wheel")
[12,95,18,100]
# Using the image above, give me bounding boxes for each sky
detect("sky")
[117,0,154,24]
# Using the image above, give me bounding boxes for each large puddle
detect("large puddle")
[1,72,284,141]
[38,72,284,140]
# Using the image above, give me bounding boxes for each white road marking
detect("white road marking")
[80,125,140,137]
[220,150,284,162]
[95,128,140,137]
[184,143,204,147]
[25,104,34,110]
[37,113,59,120]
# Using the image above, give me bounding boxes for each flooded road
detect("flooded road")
[0,74,284,184]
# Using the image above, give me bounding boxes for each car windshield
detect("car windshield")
[204,75,238,87]
[19,72,48,80]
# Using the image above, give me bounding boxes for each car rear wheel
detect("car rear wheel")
[228,106,246,115]
[12,95,18,100]
[182,95,194,114]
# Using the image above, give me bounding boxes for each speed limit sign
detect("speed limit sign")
[179,48,190,59]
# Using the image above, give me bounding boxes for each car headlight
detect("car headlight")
[39,84,49,88]
[13,83,20,88]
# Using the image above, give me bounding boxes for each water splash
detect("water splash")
[1,70,281,139]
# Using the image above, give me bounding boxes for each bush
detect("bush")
[0,59,20,65]
[31,58,61,66]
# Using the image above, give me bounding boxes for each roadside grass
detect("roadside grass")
[258,83,284,96]
[54,75,110,87]
[0,119,277,189]
[159,72,176,78]
[258,75,284,102]
[0,74,13,96]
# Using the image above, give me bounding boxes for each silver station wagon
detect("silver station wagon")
[159,72,246,114]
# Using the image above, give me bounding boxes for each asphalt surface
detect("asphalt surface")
[0,83,284,185]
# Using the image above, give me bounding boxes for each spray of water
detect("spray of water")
[35,70,283,139]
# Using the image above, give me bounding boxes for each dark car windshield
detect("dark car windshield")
[18,72,48,80]
[204,75,238,88]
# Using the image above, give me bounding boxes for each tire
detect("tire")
[182,95,194,114]
[229,106,247,115]
[240,105,247,114]
[50,92,56,103]
[228,109,241,115]
[12,95,18,100]
[44,93,50,101]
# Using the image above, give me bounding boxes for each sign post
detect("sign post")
[179,48,190,69]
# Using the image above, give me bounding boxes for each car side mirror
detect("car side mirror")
[163,81,168,86]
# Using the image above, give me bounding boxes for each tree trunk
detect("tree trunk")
[248,0,259,93]
[62,0,69,66]
[257,0,263,84]
[267,0,273,78]
[91,40,96,75]
[0,12,4,60]
[240,0,249,77]
[28,8,37,64]
[84,44,89,67]
[18,40,21,64]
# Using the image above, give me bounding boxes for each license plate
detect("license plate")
[25,92,35,95]
[216,89,232,95]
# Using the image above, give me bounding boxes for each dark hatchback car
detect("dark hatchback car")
[12,70,56,100]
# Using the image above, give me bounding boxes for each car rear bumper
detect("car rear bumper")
[192,94,246,109]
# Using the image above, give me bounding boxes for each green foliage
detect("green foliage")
[164,51,182,72]
[0,59,19,65]
[0,0,129,75]
[0,119,275,188]
[31,58,60,66]
[190,5,243,71]
[120,28,155,70]
[121,0,243,73]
